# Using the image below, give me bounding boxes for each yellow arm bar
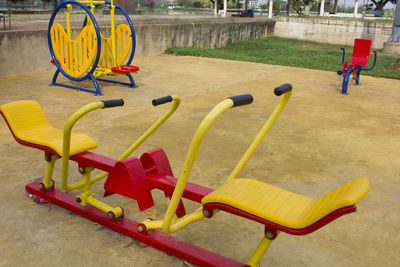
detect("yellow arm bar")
[226,90,292,182]
[161,99,236,233]
[89,95,181,184]
[66,4,71,39]
[119,95,181,161]
[61,102,105,191]
[246,231,280,267]
[110,0,117,67]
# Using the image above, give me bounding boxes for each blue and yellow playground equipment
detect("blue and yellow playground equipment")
[48,0,139,95]
[337,38,377,94]
[0,84,370,266]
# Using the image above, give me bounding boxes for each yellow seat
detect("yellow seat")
[202,177,370,229]
[0,100,98,156]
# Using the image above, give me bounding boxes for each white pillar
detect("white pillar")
[268,0,273,18]
[223,0,227,17]
[354,0,359,17]
[319,0,325,16]
[214,0,218,16]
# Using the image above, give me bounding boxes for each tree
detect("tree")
[369,0,391,14]
[332,0,339,13]
[193,0,202,9]
[273,0,285,13]
[177,0,186,7]
[291,0,317,14]
[209,0,223,10]
[388,1,399,42]
[260,4,268,14]
[144,0,156,8]
[286,0,291,15]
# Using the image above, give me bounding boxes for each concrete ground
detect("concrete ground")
[0,55,399,266]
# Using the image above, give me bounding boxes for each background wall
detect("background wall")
[0,20,275,76]
[274,17,392,49]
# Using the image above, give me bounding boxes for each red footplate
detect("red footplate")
[111,65,140,74]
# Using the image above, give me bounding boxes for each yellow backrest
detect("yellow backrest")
[314,177,370,212]
[50,23,98,78]
[0,100,52,138]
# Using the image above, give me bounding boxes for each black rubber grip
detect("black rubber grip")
[101,99,124,108]
[152,95,173,106]
[228,94,254,107]
[274,83,292,96]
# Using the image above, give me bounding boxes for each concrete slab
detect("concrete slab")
[0,55,399,266]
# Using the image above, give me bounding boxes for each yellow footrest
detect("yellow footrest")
[202,177,370,229]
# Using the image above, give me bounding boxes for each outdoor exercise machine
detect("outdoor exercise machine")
[0,84,370,266]
[337,38,377,94]
[48,0,139,95]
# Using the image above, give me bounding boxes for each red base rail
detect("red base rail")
[26,182,243,267]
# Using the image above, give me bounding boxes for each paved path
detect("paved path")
[0,55,399,266]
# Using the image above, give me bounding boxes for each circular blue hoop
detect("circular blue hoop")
[48,1,101,82]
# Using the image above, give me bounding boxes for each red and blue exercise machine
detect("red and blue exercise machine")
[0,84,370,266]
[337,39,377,94]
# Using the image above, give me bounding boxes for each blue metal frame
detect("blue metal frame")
[340,48,345,65]
[362,51,377,71]
[97,72,136,87]
[48,1,102,95]
[341,66,353,95]
[337,49,377,95]
[48,0,138,95]
[51,69,102,95]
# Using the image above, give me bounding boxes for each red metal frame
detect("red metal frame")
[26,182,242,267]
[71,152,118,173]
[20,144,360,266]
[203,203,356,236]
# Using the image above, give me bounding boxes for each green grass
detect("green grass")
[165,36,400,80]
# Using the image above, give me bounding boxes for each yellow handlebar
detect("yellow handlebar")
[60,96,181,187]
[227,86,292,182]
[154,86,292,234]
[116,95,180,162]
[61,101,106,191]
[162,95,253,233]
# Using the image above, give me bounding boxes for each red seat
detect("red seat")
[350,39,371,67]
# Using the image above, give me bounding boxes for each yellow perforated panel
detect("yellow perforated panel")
[50,23,98,78]
[98,24,132,69]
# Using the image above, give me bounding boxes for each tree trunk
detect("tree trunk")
[370,0,390,12]
[388,2,400,42]
[245,0,248,12]
[333,0,339,13]
[286,0,291,16]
